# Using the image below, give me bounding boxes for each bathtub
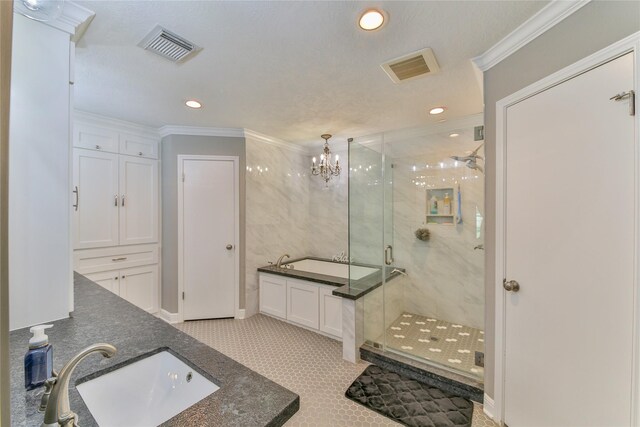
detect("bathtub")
[283,259,379,281]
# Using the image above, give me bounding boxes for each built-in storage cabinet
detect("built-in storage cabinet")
[259,273,343,339]
[75,245,159,313]
[73,149,158,248]
[73,116,160,314]
[85,264,158,313]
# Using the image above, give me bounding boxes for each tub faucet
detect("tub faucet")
[276,254,290,269]
[41,343,116,426]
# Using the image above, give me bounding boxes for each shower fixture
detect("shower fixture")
[451,143,484,173]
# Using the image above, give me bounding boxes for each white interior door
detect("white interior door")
[73,149,119,249]
[503,53,635,426]
[181,157,237,320]
[119,156,158,245]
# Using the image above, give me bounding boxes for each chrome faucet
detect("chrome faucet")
[41,343,116,427]
[275,254,290,269]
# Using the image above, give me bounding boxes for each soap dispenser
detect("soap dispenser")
[24,324,54,390]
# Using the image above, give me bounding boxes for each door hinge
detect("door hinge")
[182,173,185,182]
[182,292,185,300]
[610,90,635,116]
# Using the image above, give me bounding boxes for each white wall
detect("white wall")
[9,15,72,330]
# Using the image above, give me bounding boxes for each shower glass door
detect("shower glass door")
[350,119,485,382]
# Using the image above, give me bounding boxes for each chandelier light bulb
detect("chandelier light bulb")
[311,134,341,186]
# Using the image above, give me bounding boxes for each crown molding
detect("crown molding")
[159,125,244,139]
[471,0,590,72]
[17,1,96,40]
[243,129,309,155]
[74,110,160,138]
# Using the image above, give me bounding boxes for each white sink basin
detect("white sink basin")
[76,350,219,426]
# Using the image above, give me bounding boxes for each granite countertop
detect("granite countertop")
[257,257,404,300]
[10,273,299,426]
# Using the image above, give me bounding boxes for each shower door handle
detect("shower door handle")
[385,245,394,265]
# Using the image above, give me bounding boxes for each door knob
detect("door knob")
[503,279,520,292]
[226,244,233,250]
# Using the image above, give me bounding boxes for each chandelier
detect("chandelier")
[311,134,341,185]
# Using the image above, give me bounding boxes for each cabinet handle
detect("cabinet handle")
[121,275,125,279]
[112,257,127,261]
[95,145,101,150]
[114,195,118,207]
[72,186,79,211]
[114,276,118,280]
[121,195,125,207]
[138,151,143,156]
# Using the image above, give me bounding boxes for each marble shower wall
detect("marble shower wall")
[391,143,485,329]
[245,137,310,316]
[306,148,348,259]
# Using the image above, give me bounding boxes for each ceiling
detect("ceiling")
[74,1,547,146]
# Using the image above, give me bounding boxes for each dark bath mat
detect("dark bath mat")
[345,365,473,427]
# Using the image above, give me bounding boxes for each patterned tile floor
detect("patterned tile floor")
[382,313,484,381]
[175,314,496,426]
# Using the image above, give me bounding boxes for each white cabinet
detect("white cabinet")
[319,287,343,338]
[287,279,319,329]
[259,273,342,339]
[259,275,287,319]
[74,123,158,159]
[85,264,158,313]
[119,156,158,245]
[73,149,119,249]
[73,148,158,248]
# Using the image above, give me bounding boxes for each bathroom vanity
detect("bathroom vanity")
[9,273,299,426]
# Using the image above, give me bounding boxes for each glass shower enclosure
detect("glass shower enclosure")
[348,118,485,381]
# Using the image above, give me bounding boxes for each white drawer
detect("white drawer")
[119,133,158,159]
[74,123,119,153]
[74,244,158,274]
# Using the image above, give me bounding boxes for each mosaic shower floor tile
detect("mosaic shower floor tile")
[382,313,484,381]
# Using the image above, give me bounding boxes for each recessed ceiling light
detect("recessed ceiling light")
[429,107,445,115]
[185,100,202,109]
[449,133,460,138]
[359,9,385,31]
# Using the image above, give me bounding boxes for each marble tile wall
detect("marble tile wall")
[391,144,485,329]
[245,137,311,316]
[306,148,348,260]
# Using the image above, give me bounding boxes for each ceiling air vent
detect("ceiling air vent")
[381,48,440,84]
[138,25,200,63]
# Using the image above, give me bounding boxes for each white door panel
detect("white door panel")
[287,280,319,329]
[119,156,158,245]
[259,275,287,319]
[504,53,635,426]
[182,158,237,320]
[73,149,119,249]
[85,270,120,295]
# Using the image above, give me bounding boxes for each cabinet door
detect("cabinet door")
[73,149,119,249]
[84,270,120,295]
[120,265,157,313]
[119,133,158,159]
[119,156,158,245]
[287,279,319,329]
[259,274,287,319]
[319,287,343,338]
[73,123,119,153]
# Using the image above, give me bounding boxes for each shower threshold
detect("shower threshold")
[373,312,484,382]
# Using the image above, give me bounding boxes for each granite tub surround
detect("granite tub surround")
[245,136,311,317]
[10,273,299,426]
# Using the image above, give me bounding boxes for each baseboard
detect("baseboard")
[483,393,497,421]
[158,309,180,324]
[235,309,246,320]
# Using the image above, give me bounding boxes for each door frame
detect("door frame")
[177,155,240,322]
[493,32,640,424]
